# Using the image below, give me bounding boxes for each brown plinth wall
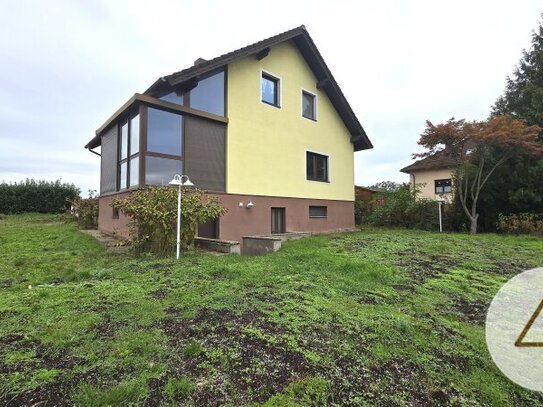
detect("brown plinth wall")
[98,192,131,239]
[98,191,355,242]
[215,193,354,242]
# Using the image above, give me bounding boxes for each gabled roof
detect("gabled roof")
[400,151,457,173]
[145,25,372,151]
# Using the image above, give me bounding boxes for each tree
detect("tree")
[482,16,543,230]
[417,115,542,233]
[493,17,543,131]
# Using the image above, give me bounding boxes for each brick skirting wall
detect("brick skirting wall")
[98,191,354,242]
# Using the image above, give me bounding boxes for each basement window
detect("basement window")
[435,179,452,194]
[309,206,327,218]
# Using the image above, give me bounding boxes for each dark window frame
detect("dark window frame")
[302,90,317,121]
[435,179,452,194]
[117,111,141,191]
[309,206,327,218]
[306,151,329,183]
[144,106,185,186]
[261,71,280,107]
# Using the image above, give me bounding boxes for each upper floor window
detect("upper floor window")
[190,70,225,116]
[261,71,280,107]
[302,90,316,120]
[306,151,329,182]
[435,179,452,194]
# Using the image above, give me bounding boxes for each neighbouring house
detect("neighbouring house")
[400,152,456,202]
[85,26,373,243]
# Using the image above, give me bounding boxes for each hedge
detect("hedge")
[0,179,80,214]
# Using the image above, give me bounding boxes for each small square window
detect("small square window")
[302,91,316,120]
[309,206,327,218]
[261,72,279,107]
[435,179,452,194]
[112,208,119,219]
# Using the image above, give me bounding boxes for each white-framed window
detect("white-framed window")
[261,69,281,108]
[301,89,317,120]
[306,150,329,182]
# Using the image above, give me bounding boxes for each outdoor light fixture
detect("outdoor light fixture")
[246,200,254,209]
[169,174,194,259]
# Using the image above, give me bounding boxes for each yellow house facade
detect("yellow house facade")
[86,26,372,242]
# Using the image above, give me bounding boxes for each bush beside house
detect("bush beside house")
[112,186,226,254]
[68,191,99,229]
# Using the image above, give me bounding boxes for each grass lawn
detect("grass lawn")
[1,214,542,406]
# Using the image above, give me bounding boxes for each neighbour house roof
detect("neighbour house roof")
[400,151,457,173]
[86,25,372,152]
[355,185,381,193]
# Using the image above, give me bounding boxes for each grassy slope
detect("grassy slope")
[0,214,542,406]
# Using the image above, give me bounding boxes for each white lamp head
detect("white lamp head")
[182,178,194,187]
[169,174,182,186]
[246,200,254,209]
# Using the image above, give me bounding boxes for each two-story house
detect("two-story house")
[85,26,373,242]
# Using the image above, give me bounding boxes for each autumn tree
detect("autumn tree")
[418,115,542,234]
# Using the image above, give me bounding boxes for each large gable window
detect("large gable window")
[435,179,452,194]
[160,90,184,105]
[306,151,329,182]
[261,71,280,107]
[190,71,225,116]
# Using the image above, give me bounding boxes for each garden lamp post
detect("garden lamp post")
[168,174,194,259]
[437,196,445,233]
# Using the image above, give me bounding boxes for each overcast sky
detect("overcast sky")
[1,1,541,194]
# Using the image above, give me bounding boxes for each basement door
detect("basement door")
[271,207,286,234]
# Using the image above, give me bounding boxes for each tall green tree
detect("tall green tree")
[485,15,543,228]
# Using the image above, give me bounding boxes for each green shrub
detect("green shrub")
[354,199,374,225]
[496,213,543,236]
[364,183,439,230]
[68,190,99,229]
[112,186,226,254]
[0,179,79,214]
